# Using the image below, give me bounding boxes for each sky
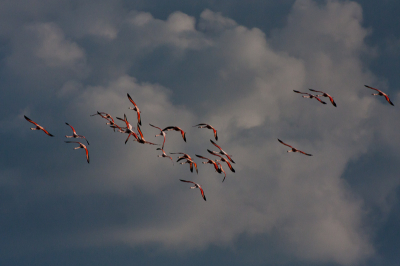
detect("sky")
[1,0,400,265]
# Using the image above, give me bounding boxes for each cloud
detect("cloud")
[3,1,400,266]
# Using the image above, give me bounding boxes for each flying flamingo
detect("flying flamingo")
[24,115,54,137]
[116,114,139,144]
[136,124,158,145]
[90,111,113,122]
[180,179,206,201]
[65,123,89,145]
[65,141,90,163]
[216,161,227,182]
[127,93,142,125]
[193,123,218,141]
[179,158,198,174]
[207,149,235,172]
[278,139,312,156]
[156,148,174,164]
[91,112,122,132]
[364,85,394,106]
[150,124,166,149]
[171,152,193,161]
[162,126,186,142]
[195,154,221,173]
[293,90,326,104]
[309,89,337,107]
[210,139,235,163]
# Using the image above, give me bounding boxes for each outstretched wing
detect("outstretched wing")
[210,139,222,150]
[308,88,323,93]
[278,139,293,148]
[24,115,38,126]
[65,122,77,134]
[195,154,211,161]
[384,95,394,106]
[364,85,380,92]
[298,150,312,156]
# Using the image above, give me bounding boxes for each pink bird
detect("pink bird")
[207,149,235,172]
[162,126,186,142]
[216,161,227,182]
[156,148,174,164]
[180,179,206,201]
[127,93,142,125]
[65,141,90,163]
[210,139,235,163]
[90,111,114,122]
[179,158,198,174]
[195,154,221,173]
[91,112,122,132]
[136,124,158,145]
[24,115,54,137]
[150,124,166,149]
[309,89,336,107]
[293,90,326,104]
[364,85,394,106]
[65,123,89,145]
[193,123,218,141]
[116,114,139,144]
[278,139,312,156]
[171,152,192,160]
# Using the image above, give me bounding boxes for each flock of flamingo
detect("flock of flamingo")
[24,85,394,201]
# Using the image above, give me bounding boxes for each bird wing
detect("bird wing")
[298,150,312,156]
[308,88,323,93]
[181,130,186,142]
[328,96,337,107]
[65,122,77,134]
[127,93,138,109]
[364,85,381,92]
[384,95,394,106]
[207,149,222,158]
[136,124,144,139]
[24,115,38,126]
[149,123,162,131]
[196,154,211,161]
[278,139,293,148]
[162,126,177,131]
[180,179,195,184]
[84,146,90,163]
[314,97,327,104]
[65,141,80,144]
[213,128,218,141]
[210,139,222,150]
[199,186,206,201]
[293,90,308,95]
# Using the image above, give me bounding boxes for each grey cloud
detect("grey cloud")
[2,1,400,266]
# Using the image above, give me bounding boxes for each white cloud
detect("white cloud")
[4,1,400,265]
[26,22,85,68]
[55,2,380,265]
